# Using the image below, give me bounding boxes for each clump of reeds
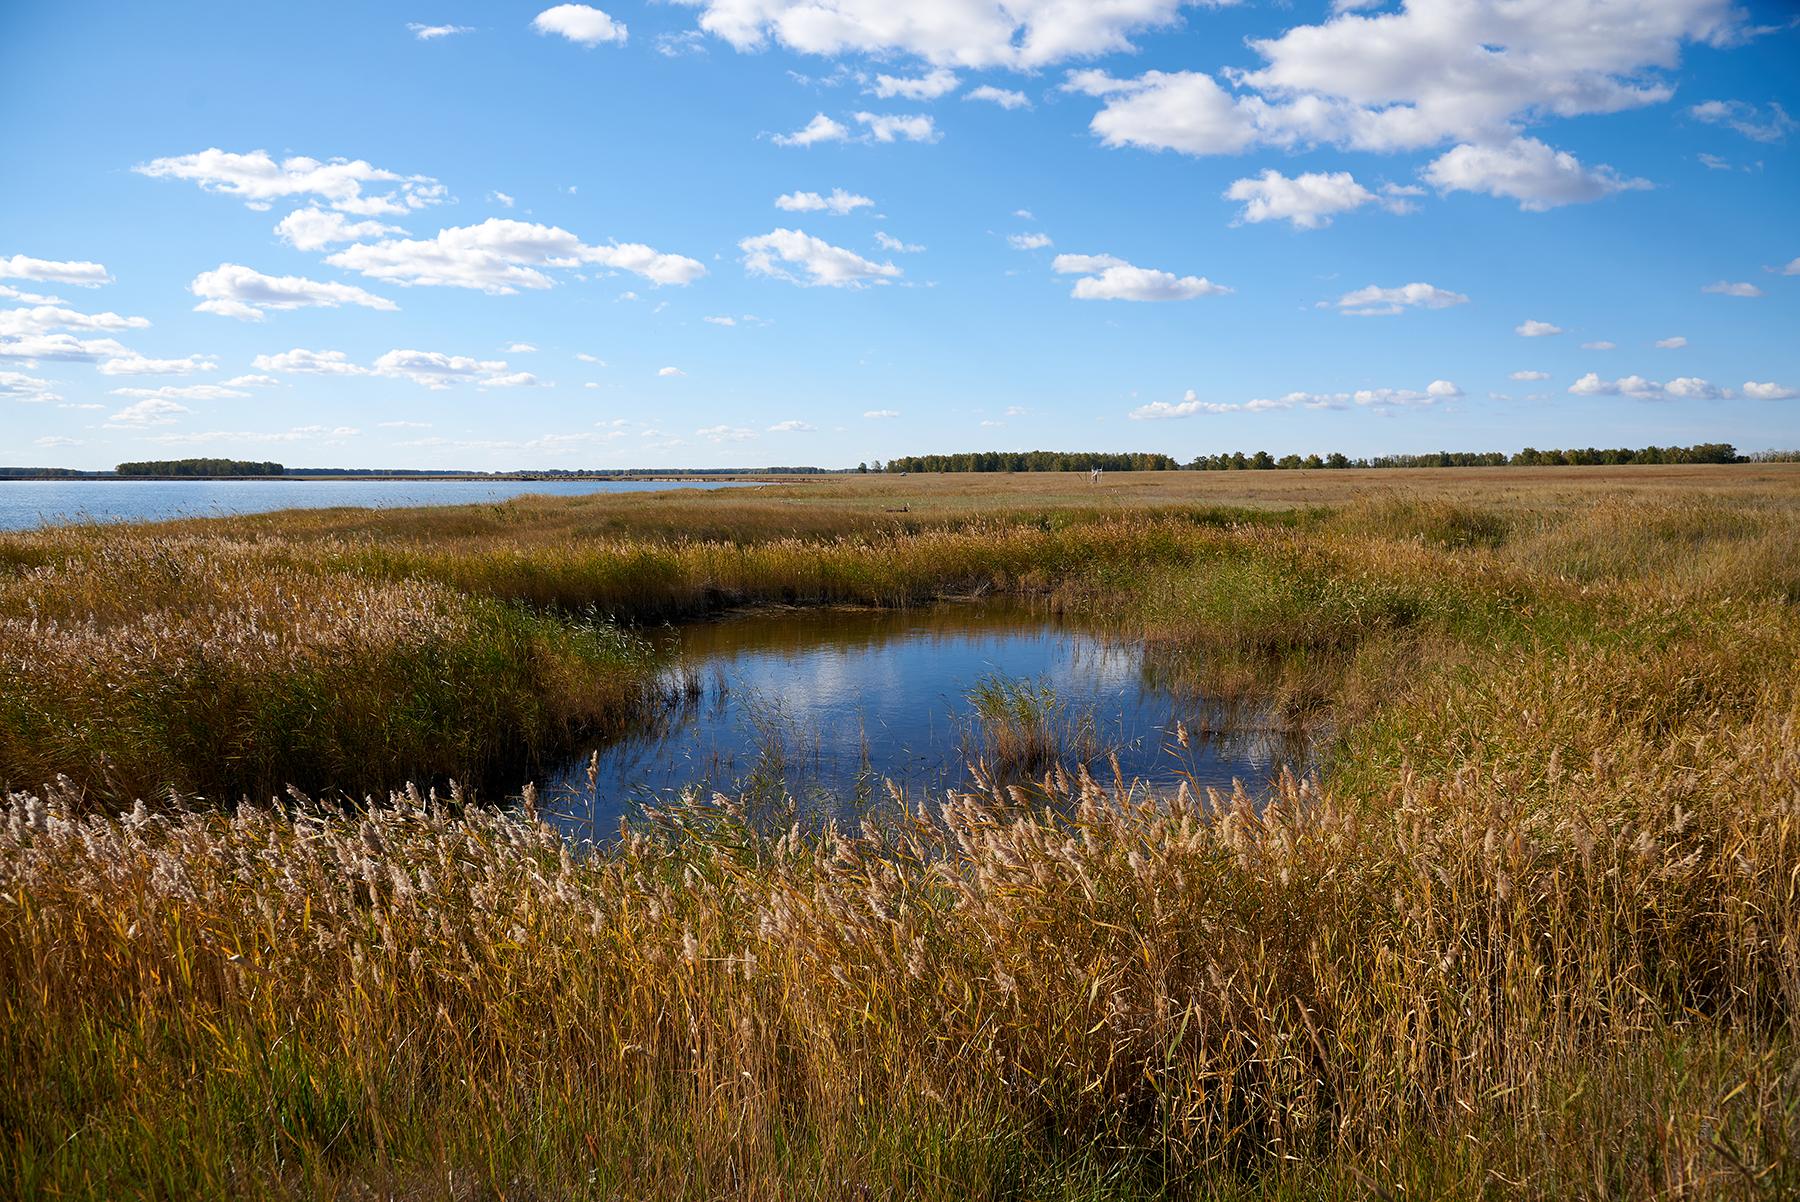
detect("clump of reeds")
[4,696,1798,1199]
[966,674,1068,775]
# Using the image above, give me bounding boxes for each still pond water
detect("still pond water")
[0,477,753,531]
[540,602,1304,841]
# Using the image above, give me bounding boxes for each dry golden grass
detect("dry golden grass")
[2,466,1799,1199]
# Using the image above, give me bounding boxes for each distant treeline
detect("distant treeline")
[873,443,1765,473]
[116,459,286,477]
[875,452,1181,473]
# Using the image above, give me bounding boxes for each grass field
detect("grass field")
[3,466,1799,1199]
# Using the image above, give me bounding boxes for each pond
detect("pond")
[538,602,1308,842]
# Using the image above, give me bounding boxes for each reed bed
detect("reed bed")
[2,470,1799,1197]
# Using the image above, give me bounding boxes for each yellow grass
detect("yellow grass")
[2,465,1799,1198]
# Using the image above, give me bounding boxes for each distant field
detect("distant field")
[4,465,1798,1199]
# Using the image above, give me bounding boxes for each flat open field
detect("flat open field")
[4,466,1799,1199]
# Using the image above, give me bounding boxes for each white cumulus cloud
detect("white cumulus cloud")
[1702,280,1763,297]
[1568,372,1729,401]
[854,112,939,142]
[1052,253,1228,302]
[1330,282,1467,316]
[190,263,398,320]
[0,254,112,286]
[1742,381,1797,401]
[96,353,218,376]
[107,397,190,426]
[275,207,405,252]
[673,0,1188,69]
[1516,319,1563,337]
[532,5,627,45]
[775,188,873,215]
[772,113,850,147]
[325,219,705,292]
[740,229,901,287]
[870,68,958,100]
[1423,138,1650,211]
[1225,169,1414,228]
[966,85,1030,110]
[136,148,445,215]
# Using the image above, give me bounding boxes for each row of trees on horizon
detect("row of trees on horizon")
[872,443,1790,473]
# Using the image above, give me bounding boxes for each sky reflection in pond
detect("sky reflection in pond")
[540,602,1303,842]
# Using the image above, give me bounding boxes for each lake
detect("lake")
[539,602,1307,842]
[0,477,756,531]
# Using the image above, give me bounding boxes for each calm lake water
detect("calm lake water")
[0,477,754,531]
[540,603,1303,841]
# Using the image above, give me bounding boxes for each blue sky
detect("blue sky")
[2,0,1796,470]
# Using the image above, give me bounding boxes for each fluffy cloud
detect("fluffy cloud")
[1702,280,1764,297]
[373,349,533,389]
[1052,253,1228,302]
[1655,336,1688,349]
[768,419,816,431]
[874,231,924,253]
[252,346,533,388]
[1784,258,1800,277]
[1742,381,1798,401]
[0,254,112,286]
[110,383,250,401]
[1224,169,1416,228]
[96,353,218,376]
[0,370,60,403]
[871,68,958,100]
[740,228,901,287]
[672,0,1188,69]
[658,366,686,377]
[773,113,850,146]
[325,219,705,292]
[275,207,405,252]
[0,304,150,336]
[1516,319,1563,337]
[1237,0,1740,152]
[1067,70,1259,155]
[1329,282,1468,316]
[1132,379,1460,418]
[190,263,398,320]
[775,188,873,215]
[1581,340,1616,350]
[853,112,939,142]
[532,5,627,45]
[408,22,472,39]
[107,397,190,425]
[1423,138,1649,210]
[1008,232,1053,250]
[1064,0,1733,217]
[0,333,131,363]
[1688,99,1796,143]
[863,408,899,418]
[253,348,367,375]
[966,85,1030,110]
[1511,370,1551,381]
[1568,372,1729,401]
[136,148,444,215]
[0,283,63,304]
